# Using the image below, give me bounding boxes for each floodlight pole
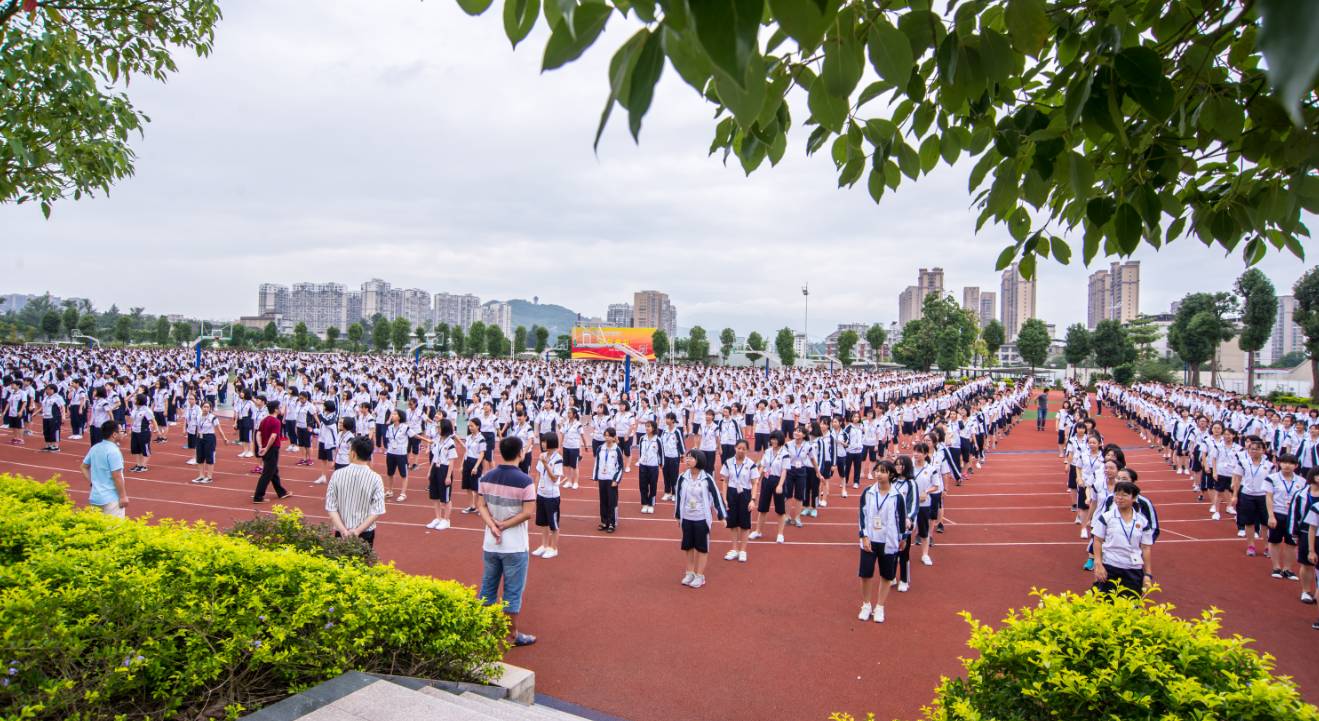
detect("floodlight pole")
[802,284,809,360]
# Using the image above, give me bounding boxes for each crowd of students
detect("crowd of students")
[1053,380,1319,630]
[2,346,1039,622]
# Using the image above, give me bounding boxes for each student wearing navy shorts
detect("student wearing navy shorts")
[857,459,907,623]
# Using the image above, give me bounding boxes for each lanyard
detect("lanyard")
[874,491,892,523]
[1116,510,1138,547]
[728,460,747,486]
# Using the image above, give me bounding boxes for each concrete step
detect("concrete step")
[454,691,569,721]
[305,680,495,721]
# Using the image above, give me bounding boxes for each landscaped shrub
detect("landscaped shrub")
[0,474,508,721]
[830,590,1318,721]
[1267,390,1313,408]
[227,505,377,566]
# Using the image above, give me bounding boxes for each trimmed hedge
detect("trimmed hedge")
[833,590,1318,721]
[0,475,508,721]
[227,505,378,566]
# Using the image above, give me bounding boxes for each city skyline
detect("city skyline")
[1,4,1312,340]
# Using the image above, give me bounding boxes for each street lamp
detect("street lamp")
[801,284,809,360]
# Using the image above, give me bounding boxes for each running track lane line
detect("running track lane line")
[57,485,1249,549]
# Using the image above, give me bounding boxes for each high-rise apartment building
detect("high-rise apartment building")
[962,287,981,318]
[1264,295,1306,366]
[433,293,481,330]
[607,303,633,327]
[1000,262,1037,342]
[633,290,676,334]
[898,286,921,327]
[258,283,289,317]
[897,268,945,327]
[345,291,363,326]
[1086,261,1141,329]
[481,301,513,337]
[401,289,431,328]
[288,282,346,335]
[978,291,996,327]
[361,279,394,321]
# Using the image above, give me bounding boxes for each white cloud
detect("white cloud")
[2,0,1313,337]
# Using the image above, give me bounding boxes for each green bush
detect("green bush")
[1112,363,1136,385]
[0,474,508,721]
[0,475,70,507]
[1267,390,1312,408]
[227,505,377,566]
[918,590,1319,721]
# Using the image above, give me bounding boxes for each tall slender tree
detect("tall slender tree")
[1234,269,1278,396]
[1292,267,1319,403]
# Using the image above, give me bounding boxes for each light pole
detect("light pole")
[801,283,809,360]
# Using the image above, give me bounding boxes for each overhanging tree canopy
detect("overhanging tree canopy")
[460,0,1319,274]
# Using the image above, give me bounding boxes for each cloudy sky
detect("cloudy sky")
[3,0,1312,337]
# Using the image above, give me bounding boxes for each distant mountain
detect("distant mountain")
[503,299,580,340]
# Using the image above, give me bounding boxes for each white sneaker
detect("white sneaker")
[748,531,762,540]
[185,458,197,465]
[1303,592,1315,603]
[776,534,785,544]
[1080,528,1089,539]
[689,574,706,589]
[426,519,440,529]
[542,549,558,559]
[897,581,909,592]
[69,434,82,440]
[724,549,739,561]
[1236,529,1246,538]
[858,602,873,621]
[314,476,326,485]
[436,519,450,530]
[681,571,695,586]
[531,546,546,557]
[1211,510,1221,521]
[819,499,828,508]
[921,555,933,566]
[738,551,747,562]
[646,506,654,513]
[873,606,885,623]
[1227,506,1237,516]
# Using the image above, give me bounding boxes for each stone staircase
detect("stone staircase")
[241,666,609,721]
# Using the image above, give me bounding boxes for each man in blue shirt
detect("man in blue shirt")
[81,420,128,517]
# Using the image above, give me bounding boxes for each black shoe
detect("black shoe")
[936,523,945,533]
[597,524,608,531]
[1313,621,1319,631]
[460,506,477,514]
[277,492,293,500]
[606,526,616,533]
[253,498,267,504]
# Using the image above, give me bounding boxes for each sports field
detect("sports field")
[3,392,1314,721]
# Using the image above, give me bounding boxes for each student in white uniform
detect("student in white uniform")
[189,401,230,484]
[383,409,415,502]
[720,439,759,563]
[533,433,564,558]
[857,459,908,623]
[1232,435,1273,557]
[39,384,65,452]
[560,407,585,490]
[912,441,941,566]
[750,431,790,544]
[637,421,662,514]
[425,418,457,530]
[593,428,624,532]
[1266,453,1304,580]
[676,449,726,589]
[459,418,488,515]
[1092,480,1155,596]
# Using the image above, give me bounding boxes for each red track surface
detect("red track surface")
[3,392,1316,721]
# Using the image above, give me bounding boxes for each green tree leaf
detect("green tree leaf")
[626,29,666,140]
[503,0,540,48]
[662,23,714,92]
[821,6,864,98]
[807,72,847,133]
[768,0,835,54]
[1005,0,1049,57]
[456,0,495,15]
[543,3,612,71]
[1257,0,1319,124]
[688,0,764,90]
[1113,202,1142,254]
[866,20,914,87]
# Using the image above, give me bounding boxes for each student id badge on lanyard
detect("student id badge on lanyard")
[1118,514,1141,565]
[873,493,891,533]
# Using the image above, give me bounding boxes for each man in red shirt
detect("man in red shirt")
[254,399,292,503]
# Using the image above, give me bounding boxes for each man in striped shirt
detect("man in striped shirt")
[477,435,538,647]
[326,436,386,547]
